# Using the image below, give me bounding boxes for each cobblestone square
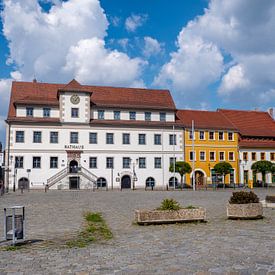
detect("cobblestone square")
[0,189,274,274]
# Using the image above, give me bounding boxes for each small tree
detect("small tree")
[251,160,273,184]
[213,161,233,188]
[169,161,192,188]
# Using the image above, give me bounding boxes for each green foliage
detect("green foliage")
[157,198,181,211]
[185,205,197,209]
[251,160,273,173]
[229,191,259,204]
[66,212,112,248]
[169,161,192,176]
[213,161,232,176]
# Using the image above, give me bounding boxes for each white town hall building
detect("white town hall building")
[5,79,184,190]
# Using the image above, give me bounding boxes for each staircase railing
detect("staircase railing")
[47,167,69,187]
[79,166,97,183]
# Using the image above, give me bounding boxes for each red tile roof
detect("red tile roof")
[218,109,275,137]
[176,109,237,131]
[239,138,275,148]
[8,80,176,119]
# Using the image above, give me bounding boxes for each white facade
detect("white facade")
[239,149,275,184]
[6,88,183,190]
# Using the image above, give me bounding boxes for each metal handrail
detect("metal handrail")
[79,166,97,182]
[47,167,68,186]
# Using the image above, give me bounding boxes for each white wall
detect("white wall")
[16,106,60,118]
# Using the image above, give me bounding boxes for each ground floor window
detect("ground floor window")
[211,169,223,185]
[146,177,155,187]
[97,177,107,188]
[169,177,178,187]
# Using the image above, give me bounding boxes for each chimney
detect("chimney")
[268,107,274,119]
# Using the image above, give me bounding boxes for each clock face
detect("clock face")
[70,94,80,104]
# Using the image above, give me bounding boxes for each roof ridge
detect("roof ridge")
[218,110,239,131]
[218,108,269,114]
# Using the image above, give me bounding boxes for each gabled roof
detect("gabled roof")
[218,109,275,138]
[176,109,237,131]
[7,80,176,119]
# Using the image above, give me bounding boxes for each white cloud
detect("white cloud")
[155,0,275,108]
[125,14,147,32]
[63,38,146,87]
[143,37,163,57]
[154,33,223,101]
[117,38,129,51]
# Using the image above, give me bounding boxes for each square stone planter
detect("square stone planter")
[227,203,263,220]
[135,208,206,225]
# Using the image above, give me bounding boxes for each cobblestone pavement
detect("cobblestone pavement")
[0,188,274,274]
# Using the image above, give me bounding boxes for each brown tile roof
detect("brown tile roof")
[239,138,275,148]
[176,109,237,131]
[6,117,60,124]
[8,80,176,119]
[218,109,275,137]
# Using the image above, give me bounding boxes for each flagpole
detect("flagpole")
[173,125,176,190]
[192,120,196,191]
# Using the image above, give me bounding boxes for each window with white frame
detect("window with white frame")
[228,152,234,161]
[26,107,33,117]
[189,151,195,161]
[43,107,51,117]
[138,134,146,145]
[106,133,114,144]
[209,151,215,161]
[15,131,24,143]
[154,134,161,145]
[89,132,97,144]
[160,112,166,121]
[228,132,233,141]
[123,157,131,168]
[219,152,225,161]
[33,157,41,168]
[209,131,214,140]
[114,111,121,120]
[106,157,114,169]
[200,151,206,161]
[139,157,146,168]
[169,134,176,145]
[71,108,79,118]
[33,131,42,143]
[154,157,162,168]
[50,157,58,169]
[89,157,97,169]
[98,110,105,119]
[129,111,136,120]
[122,133,130,144]
[169,157,176,166]
[50,132,58,143]
[199,131,205,140]
[15,156,24,168]
[218,132,224,140]
[70,132,78,144]
[189,130,194,140]
[145,112,151,121]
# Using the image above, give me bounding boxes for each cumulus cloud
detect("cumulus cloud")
[125,14,148,32]
[155,0,275,108]
[143,37,163,57]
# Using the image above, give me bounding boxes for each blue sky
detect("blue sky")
[1,0,275,144]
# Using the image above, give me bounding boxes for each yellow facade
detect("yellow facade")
[184,129,239,186]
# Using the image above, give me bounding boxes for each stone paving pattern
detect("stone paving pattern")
[0,189,274,274]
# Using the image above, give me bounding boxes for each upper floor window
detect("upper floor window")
[228,132,233,141]
[243,152,248,161]
[154,134,161,145]
[209,131,214,140]
[139,157,146,168]
[26,107,33,117]
[89,132,97,144]
[114,111,121,120]
[189,130,194,140]
[106,157,114,169]
[189,151,195,161]
[218,132,224,140]
[89,157,97,169]
[98,110,105,120]
[252,152,256,161]
[229,152,234,161]
[160,112,166,121]
[199,131,204,140]
[154,157,162,168]
[261,152,265,160]
[43,108,51,117]
[71,108,79,118]
[123,133,130,144]
[219,152,225,161]
[200,151,206,161]
[33,156,41,169]
[15,131,24,143]
[271,152,275,161]
[50,157,58,169]
[139,134,146,145]
[33,131,42,143]
[123,157,131,169]
[209,151,215,161]
[106,133,114,144]
[50,132,58,144]
[145,112,151,121]
[70,132,78,144]
[15,156,24,169]
[129,111,136,120]
[169,157,176,166]
[169,134,176,145]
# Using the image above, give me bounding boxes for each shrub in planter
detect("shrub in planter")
[265,195,275,203]
[157,198,181,211]
[227,191,263,220]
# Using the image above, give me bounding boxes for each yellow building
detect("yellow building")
[177,110,239,187]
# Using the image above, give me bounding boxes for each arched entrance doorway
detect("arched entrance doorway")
[69,160,78,173]
[194,171,205,187]
[18,178,29,190]
[121,175,131,189]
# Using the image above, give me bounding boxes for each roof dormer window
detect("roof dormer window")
[26,107,33,117]
[43,107,51,117]
[129,111,136,120]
